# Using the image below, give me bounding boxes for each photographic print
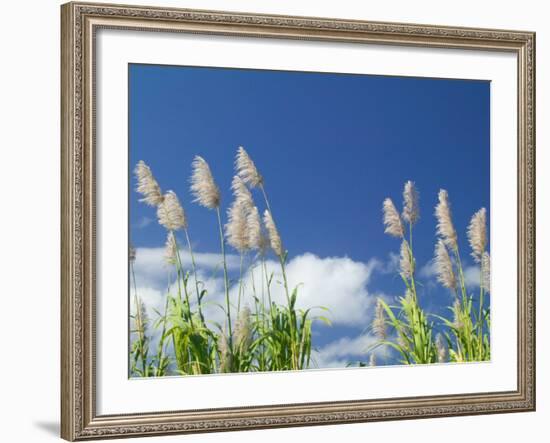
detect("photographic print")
[128,64,491,377]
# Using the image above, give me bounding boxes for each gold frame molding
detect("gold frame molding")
[61,2,536,440]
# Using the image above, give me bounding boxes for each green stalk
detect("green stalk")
[184,228,204,323]
[454,245,480,360]
[260,184,272,215]
[216,206,233,350]
[453,246,468,305]
[262,256,276,370]
[405,224,418,303]
[409,222,414,253]
[250,264,264,370]
[278,254,298,369]
[155,279,171,377]
[478,265,485,358]
[173,234,194,329]
[262,258,273,309]
[130,259,147,375]
[258,184,276,315]
[259,184,296,368]
[278,256,292,307]
[406,225,420,360]
[237,252,244,314]
[260,256,266,319]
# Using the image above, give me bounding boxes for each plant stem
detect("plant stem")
[409,222,414,253]
[262,258,273,309]
[260,256,266,315]
[278,254,298,369]
[174,234,194,329]
[131,259,147,375]
[184,228,203,323]
[250,264,264,370]
[216,206,233,350]
[237,252,244,314]
[260,183,299,369]
[260,184,272,215]
[453,246,468,305]
[478,266,485,358]
[155,279,171,377]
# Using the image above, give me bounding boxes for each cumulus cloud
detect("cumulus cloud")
[313,333,385,368]
[132,216,153,229]
[229,253,380,326]
[374,252,400,275]
[132,246,240,289]
[463,265,481,289]
[130,246,407,372]
[132,248,381,328]
[418,259,438,280]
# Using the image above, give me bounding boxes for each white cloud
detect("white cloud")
[130,247,411,371]
[132,246,240,290]
[131,286,165,318]
[313,333,387,368]
[129,285,166,358]
[230,253,379,326]
[133,249,381,328]
[133,216,153,229]
[374,252,400,275]
[463,265,481,289]
[419,259,437,279]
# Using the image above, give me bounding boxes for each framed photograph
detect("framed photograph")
[61,1,536,440]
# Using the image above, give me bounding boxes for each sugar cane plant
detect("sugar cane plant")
[369,182,490,365]
[130,155,490,376]
[129,147,326,376]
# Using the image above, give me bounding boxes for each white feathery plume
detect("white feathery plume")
[436,333,448,363]
[383,198,405,238]
[372,299,387,339]
[452,299,463,329]
[403,288,414,304]
[190,156,221,209]
[467,208,487,262]
[225,201,249,252]
[397,331,409,350]
[129,245,136,263]
[234,306,252,351]
[246,205,262,251]
[134,160,163,206]
[369,353,376,367]
[435,239,457,290]
[134,297,149,332]
[399,239,414,280]
[231,175,254,210]
[164,231,178,265]
[435,189,458,250]
[263,209,283,257]
[235,146,263,188]
[481,252,491,293]
[402,180,420,225]
[218,328,232,373]
[258,229,270,257]
[157,190,187,231]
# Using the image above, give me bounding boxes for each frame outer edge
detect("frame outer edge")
[60,1,536,439]
[61,2,77,441]
[532,32,536,411]
[527,31,536,411]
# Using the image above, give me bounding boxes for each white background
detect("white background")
[0,0,546,442]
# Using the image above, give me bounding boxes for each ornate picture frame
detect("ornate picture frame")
[61,2,535,440]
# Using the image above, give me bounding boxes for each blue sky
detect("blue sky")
[129,63,490,368]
